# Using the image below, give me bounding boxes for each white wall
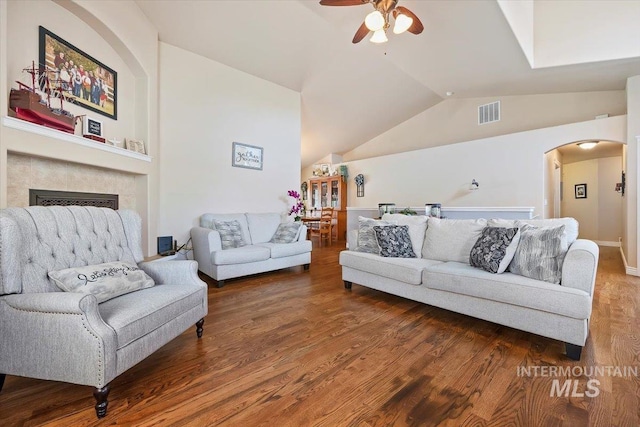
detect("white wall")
[544,149,562,219]
[625,76,640,271]
[561,157,623,243]
[158,43,301,244]
[342,92,625,162]
[340,116,626,220]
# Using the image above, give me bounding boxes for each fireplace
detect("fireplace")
[29,189,119,210]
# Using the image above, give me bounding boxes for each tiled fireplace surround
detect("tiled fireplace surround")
[7,153,138,209]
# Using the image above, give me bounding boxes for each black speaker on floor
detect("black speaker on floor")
[157,236,175,256]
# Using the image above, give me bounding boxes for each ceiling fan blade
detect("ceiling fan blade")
[319,0,368,6]
[395,6,424,34]
[352,21,370,44]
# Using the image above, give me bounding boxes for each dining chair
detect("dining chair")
[310,207,334,246]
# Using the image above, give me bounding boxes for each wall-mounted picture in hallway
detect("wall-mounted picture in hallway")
[574,183,587,199]
[39,26,118,120]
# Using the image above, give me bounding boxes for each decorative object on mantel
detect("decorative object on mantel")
[339,164,349,179]
[319,0,424,44]
[232,142,263,170]
[287,190,304,221]
[125,138,146,154]
[40,26,118,120]
[300,181,308,201]
[425,203,441,218]
[378,203,396,217]
[470,179,479,190]
[9,61,76,133]
[355,173,365,197]
[82,115,105,143]
[396,207,417,216]
[106,138,124,149]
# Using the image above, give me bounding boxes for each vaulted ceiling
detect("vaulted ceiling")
[135,0,640,167]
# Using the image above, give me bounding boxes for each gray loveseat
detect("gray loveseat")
[191,212,312,287]
[0,206,208,418]
[340,215,599,360]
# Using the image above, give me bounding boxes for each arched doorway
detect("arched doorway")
[545,140,625,246]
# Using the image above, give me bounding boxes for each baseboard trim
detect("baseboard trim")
[595,240,620,247]
[619,246,639,276]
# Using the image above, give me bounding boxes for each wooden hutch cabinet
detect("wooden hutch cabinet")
[308,176,347,240]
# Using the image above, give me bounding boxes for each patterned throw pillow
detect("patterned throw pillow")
[372,225,417,258]
[354,217,396,254]
[49,261,155,303]
[469,227,520,274]
[509,224,566,284]
[270,222,302,244]
[213,220,246,250]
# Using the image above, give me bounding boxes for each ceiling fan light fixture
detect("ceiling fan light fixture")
[393,13,413,34]
[365,10,385,31]
[370,29,388,43]
[578,141,598,150]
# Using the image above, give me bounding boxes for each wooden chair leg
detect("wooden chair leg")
[93,384,110,418]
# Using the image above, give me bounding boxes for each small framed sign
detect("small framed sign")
[232,142,263,170]
[83,116,104,142]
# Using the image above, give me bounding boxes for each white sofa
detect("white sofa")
[340,215,599,360]
[191,213,312,287]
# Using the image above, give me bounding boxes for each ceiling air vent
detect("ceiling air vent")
[478,101,500,125]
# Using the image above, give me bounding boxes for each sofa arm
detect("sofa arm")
[561,239,599,296]
[191,226,221,268]
[347,229,359,250]
[297,224,308,242]
[0,292,117,387]
[139,260,206,289]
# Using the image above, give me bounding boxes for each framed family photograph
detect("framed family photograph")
[39,26,117,120]
[575,183,587,199]
[232,142,263,170]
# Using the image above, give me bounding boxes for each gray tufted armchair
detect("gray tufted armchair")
[0,206,208,418]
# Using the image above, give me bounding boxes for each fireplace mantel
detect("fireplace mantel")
[2,116,151,175]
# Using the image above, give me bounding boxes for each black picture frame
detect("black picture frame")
[575,183,587,199]
[39,26,117,120]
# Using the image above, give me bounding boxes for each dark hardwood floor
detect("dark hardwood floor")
[1,241,639,426]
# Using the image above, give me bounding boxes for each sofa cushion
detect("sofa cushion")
[423,262,591,319]
[49,261,155,303]
[99,284,205,349]
[509,224,566,284]
[354,217,395,254]
[373,225,416,258]
[211,245,271,265]
[200,213,251,245]
[340,251,442,285]
[270,222,302,244]
[247,213,282,244]
[469,227,520,274]
[382,214,428,256]
[488,217,579,246]
[213,220,247,250]
[257,241,312,259]
[422,218,487,263]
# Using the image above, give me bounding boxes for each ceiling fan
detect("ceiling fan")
[319,0,424,44]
